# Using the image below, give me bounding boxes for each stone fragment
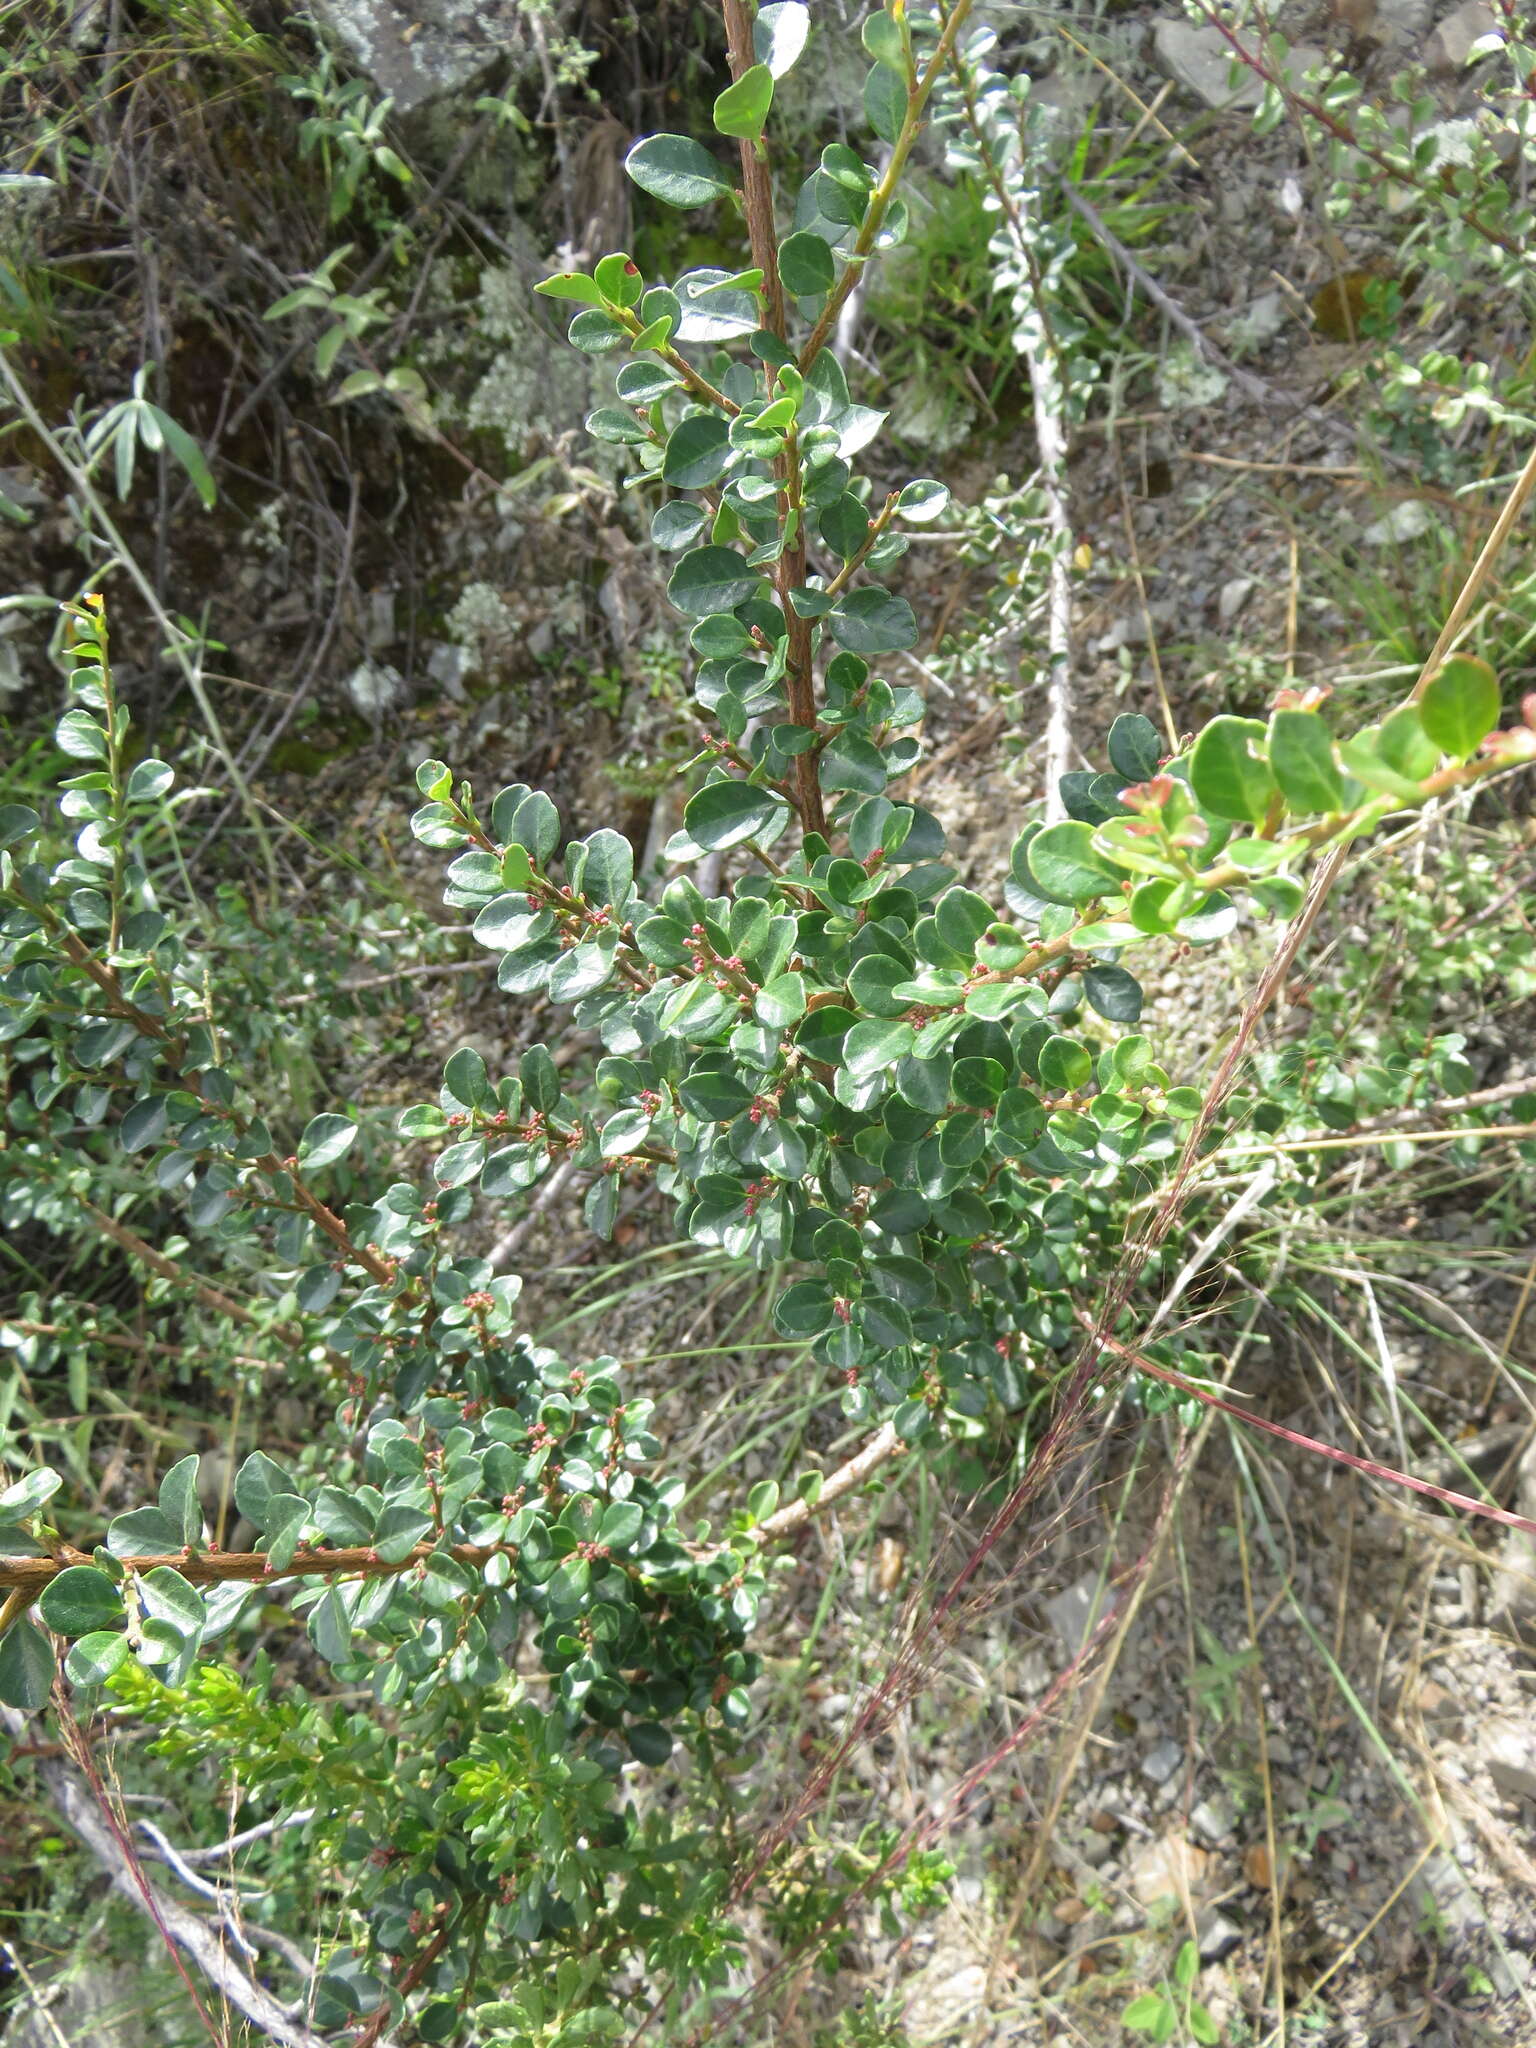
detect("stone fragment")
[1360,500,1439,545]
[1045,1571,1116,1655]
[1418,1849,1482,1935]
[1197,1907,1243,1961]
[1142,1739,1183,1786]
[1481,1717,1536,1801]
[1489,1431,1536,1627]
[310,0,576,113]
[1423,0,1500,72]
[1218,577,1256,623]
[1190,1794,1236,1846]
[1129,1833,1211,1906]
[1352,0,1435,43]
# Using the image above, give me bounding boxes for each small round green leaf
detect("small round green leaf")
[1420,654,1501,760]
[827,586,917,653]
[714,62,774,141]
[625,134,735,209]
[667,547,760,616]
[1189,716,1278,824]
[39,1565,124,1639]
[1027,822,1124,905]
[297,1113,359,1171]
[663,414,732,489]
[66,1630,131,1687]
[684,779,789,851]
[1106,713,1163,784]
[1267,709,1343,813]
[628,1720,674,1765]
[779,230,836,298]
[1083,964,1143,1023]
[755,1,810,77]
[0,1620,54,1709]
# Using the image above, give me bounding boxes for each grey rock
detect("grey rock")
[311,0,575,113]
[1129,1833,1211,1906]
[1489,1431,1536,1626]
[343,658,407,719]
[1152,22,1325,112]
[1045,1571,1116,1655]
[426,641,472,700]
[1367,0,1436,43]
[1481,1717,1536,1801]
[1142,1739,1183,1787]
[1423,0,1500,72]
[1360,499,1439,546]
[1418,1850,1482,1935]
[1190,1794,1236,1846]
[1488,1949,1533,1997]
[1218,577,1256,624]
[1197,1908,1242,1962]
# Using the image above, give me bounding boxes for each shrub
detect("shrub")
[2,3,1534,2040]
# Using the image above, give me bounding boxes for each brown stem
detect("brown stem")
[78,1199,268,1327]
[9,1319,273,1371]
[715,2,824,836]
[0,1538,514,1598]
[352,1917,454,2048]
[720,0,785,337]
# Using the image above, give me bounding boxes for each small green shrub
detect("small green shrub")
[2,4,1534,2040]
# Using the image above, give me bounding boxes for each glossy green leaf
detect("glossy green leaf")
[1027,822,1124,905]
[1083,964,1143,1023]
[668,547,759,616]
[105,1505,182,1557]
[1189,715,1277,824]
[624,134,734,209]
[652,502,708,552]
[755,1,810,76]
[159,1454,202,1547]
[65,1631,131,1687]
[779,230,835,299]
[535,270,604,304]
[1420,654,1500,759]
[1038,1035,1092,1091]
[864,63,906,144]
[0,1467,62,1525]
[297,1113,358,1170]
[1106,713,1163,784]
[714,63,774,141]
[39,1566,125,1638]
[1267,709,1343,813]
[896,478,949,522]
[629,1721,674,1765]
[125,758,174,802]
[843,1017,915,1078]
[827,586,917,653]
[0,1620,53,1709]
[683,779,789,850]
[663,414,732,489]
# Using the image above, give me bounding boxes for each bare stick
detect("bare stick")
[755,1423,904,1541]
[943,56,1076,818]
[1,1707,335,2048]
